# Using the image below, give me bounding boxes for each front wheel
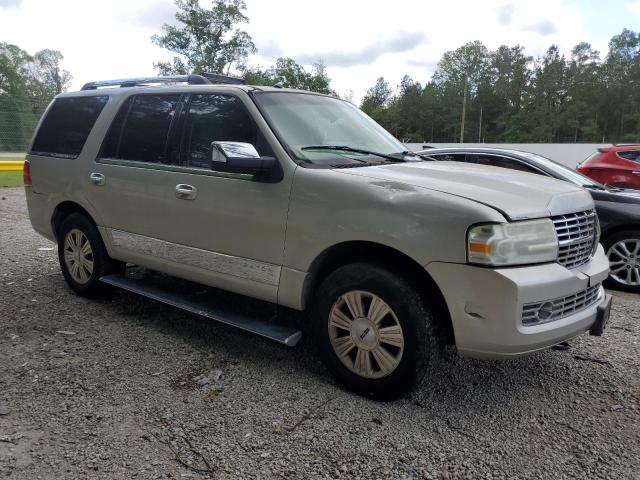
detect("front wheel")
[312,263,439,400]
[603,229,640,293]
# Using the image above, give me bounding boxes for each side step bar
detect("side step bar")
[100,274,302,347]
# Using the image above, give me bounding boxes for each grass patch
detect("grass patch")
[0,171,23,187]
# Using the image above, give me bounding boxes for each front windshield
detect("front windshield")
[517,151,606,188]
[252,92,407,166]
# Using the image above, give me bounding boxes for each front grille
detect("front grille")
[551,210,597,269]
[521,283,602,325]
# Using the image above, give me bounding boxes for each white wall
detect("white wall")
[405,143,609,168]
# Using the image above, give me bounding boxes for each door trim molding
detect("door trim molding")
[109,229,281,286]
[97,157,255,181]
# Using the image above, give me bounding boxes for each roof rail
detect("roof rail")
[80,74,212,91]
[201,73,246,85]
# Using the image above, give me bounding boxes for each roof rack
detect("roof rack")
[81,74,211,90]
[201,73,246,85]
[80,73,245,91]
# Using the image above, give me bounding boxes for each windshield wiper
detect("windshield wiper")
[301,145,406,162]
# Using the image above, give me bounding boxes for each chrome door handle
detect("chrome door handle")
[175,184,197,200]
[632,171,640,176]
[89,172,105,186]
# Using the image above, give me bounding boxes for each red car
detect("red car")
[578,144,640,190]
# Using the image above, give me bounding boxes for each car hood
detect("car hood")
[336,161,594,220]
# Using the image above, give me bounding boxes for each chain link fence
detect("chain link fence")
[0,96,48,152]
[0,110,42,151]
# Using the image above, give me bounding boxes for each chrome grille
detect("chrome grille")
[551,210,597,269]
[522,284,602,325]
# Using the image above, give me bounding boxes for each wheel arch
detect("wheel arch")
[302,240,455,344]
[600,224,640,244]
[51,201,99,240]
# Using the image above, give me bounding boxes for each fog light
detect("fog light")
[537,302,554,321]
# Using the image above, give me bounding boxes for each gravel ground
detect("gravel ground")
[1,187,639,479]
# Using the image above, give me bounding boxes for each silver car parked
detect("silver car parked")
[24,75,611,399]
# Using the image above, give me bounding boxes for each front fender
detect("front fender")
[283,167,505,273]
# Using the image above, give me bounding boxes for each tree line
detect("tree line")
[362,30,640,144]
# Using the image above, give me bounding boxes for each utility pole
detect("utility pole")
[460,75,468,143]
[478,105,483,143]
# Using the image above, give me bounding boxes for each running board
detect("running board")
[100,274,302,347]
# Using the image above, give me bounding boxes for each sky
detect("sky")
[0,0,638,102]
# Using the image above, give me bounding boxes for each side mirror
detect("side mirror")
[210,141,280,182]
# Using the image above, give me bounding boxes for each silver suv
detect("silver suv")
[24,75,612,399]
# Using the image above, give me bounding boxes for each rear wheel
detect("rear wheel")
[57,213,123,297]
[312,263,439,400]
[603,229,640,293]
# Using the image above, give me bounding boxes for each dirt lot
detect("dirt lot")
[1,187,639,479]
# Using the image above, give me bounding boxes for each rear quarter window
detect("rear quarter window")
[617,150,640,162]
[30,96,108,158]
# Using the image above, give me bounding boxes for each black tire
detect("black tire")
[312,263,439,401]
[602,229,640,293]
[57,213,124,297]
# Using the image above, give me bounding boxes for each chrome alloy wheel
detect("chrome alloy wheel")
[328,290,404,379]
[63,229,94,284]
[607,239,640,286]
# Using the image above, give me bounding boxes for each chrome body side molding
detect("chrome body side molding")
[109,229,281,286]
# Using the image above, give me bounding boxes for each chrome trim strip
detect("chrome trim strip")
[97,157,255,181]
[110,229,281,286]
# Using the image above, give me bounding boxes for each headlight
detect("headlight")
[467,219,558,266]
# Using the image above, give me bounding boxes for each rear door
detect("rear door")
[88,92,184,245]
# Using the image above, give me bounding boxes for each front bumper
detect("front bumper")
[426,245,610,359]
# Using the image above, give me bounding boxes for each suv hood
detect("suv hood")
[337,161,594,220]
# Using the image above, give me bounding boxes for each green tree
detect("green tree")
[601,29,640,141]
[528,45,568,142]
[360,77,391,115]
[484,45,532,141]
[152,0,256,75]
[0,43,68,150]
[0,42,32,112]
[243,57,333,94]
[563,42,601,141]
[433,41,490,142]
[26,49,72,111]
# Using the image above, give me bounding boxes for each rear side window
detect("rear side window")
[30,96,108,158]
[427,153,467,162]
[101,94,180,164]
[474,154,539,173]
[617,150,640,162]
